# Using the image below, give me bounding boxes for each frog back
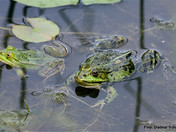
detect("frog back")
[12,49,52,69]
[86,51,136,82]
[90,35,128,52]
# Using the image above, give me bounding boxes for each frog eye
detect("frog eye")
[92,69,99,77]
[6,52,13,59]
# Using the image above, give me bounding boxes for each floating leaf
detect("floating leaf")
[13,0,79,8]
[12,17,59,43]
[13,0,121,8]
[82,0,121,5]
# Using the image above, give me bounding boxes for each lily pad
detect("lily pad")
[82,0,121,5]
[13,0,79,8]
[12,17,59,43]
[13,0,121,8]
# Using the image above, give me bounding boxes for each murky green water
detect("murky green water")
[1,0,176,131]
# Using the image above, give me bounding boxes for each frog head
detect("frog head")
[0,46,19,67]
[75,54,111,88]
[75,51,137,88]
[75,64,109,88]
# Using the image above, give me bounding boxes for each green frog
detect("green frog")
[85,35,128,52]
[0,44,66,79]
[75,50,136,88]
[74,49,164,109]
[150,16,174,28]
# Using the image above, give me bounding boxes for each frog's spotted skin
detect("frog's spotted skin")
[75,49,165,88]
[87,35,128,52]
[75,50,136,88]
[41,39,71,58]
[0,45,65,78]
[140,50,162,73]
[150,16,174,28]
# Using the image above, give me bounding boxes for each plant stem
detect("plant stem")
[0,27,10,31]
[24,99,31,113]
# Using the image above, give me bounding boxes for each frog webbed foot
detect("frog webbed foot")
[15,68,30,78]
[41,44,67,58]
[162,61,176,82]
[91,99,105,110]
[91,86,118,110]
[32,85,68,103]
[40,59,65,83]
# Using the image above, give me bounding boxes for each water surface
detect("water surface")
[0,0,176,131]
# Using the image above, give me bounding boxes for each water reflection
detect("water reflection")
[75,86,99,98]
[6,0,16,24]
[20,69,27,109]
[2,0,16,48]
[59,7,96,45]
[124,77,160,131]
[139,0,145,49]
[133,77,142,132]
[23,6,45,17]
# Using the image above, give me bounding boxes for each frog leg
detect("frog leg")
[161,58,176,81]
[41,44,67,58]
[91,86,118,110]
[16,69,25,77]
[41,38,71,57]
[40,59,65,84]
[15,68,30,78]
[51,38,71,55]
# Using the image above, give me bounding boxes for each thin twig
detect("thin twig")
[0,27,10,31]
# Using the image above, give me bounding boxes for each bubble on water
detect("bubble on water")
[31,91,42,96]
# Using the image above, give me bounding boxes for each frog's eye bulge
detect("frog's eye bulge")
[5,52,14,59]
[6,45,15,50]
[91,69,99,77]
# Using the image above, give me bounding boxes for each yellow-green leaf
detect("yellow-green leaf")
[12,17,59,43]
[13,0,79,8]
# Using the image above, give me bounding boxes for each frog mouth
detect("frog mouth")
[75,77,102,88]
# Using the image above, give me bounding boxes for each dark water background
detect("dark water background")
[0,0,176,131]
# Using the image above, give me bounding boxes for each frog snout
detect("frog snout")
[74,72,81,80]
[75,76,83,84]
[75,74,83,80]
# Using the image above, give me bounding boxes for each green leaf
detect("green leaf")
[12,17,59,43]
[82,0,121,5]
[13,0,79,8]
[13,0,121,8]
